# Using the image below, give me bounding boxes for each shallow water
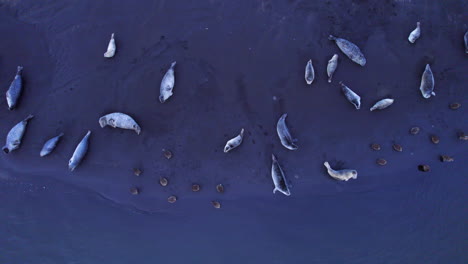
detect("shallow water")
[0,0,467,263]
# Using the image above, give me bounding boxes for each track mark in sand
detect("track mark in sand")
[235,74,253,116]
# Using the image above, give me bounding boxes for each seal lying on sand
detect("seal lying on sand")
[370,98,394,111]
[224,128,244,153]
[464,31,467,53]
[3,114,33,153]
[104,33,116,58]
[305,59,315,85]
[327,54,339,83]
[276,114,298,150]
[419,64,435,99]
[324,161,357,181]
[40,133,64,157]
[271,154,291,196]
[159,61,176,103]
[339,82,361,109]
[99,112,141,135]
[408,22,421,44]
[329,35,366,66]
[6,66,24,110]
[68,130,91,171]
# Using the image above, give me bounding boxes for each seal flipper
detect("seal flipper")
[432,92,436,96]
[23,114,34,122]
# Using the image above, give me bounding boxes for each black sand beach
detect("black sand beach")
[1,0,467,263]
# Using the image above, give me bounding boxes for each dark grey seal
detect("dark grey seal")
[276,113,298,150]
[419,64,435,99]
[3,114,34,153]
[339,82,361,109]
[6,66,24,110]
[329,35,366,66]
[68,130,91,171]
[40,133,64,157]
[271,154,291,196]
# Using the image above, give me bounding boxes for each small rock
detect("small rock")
[370,143,381,151]
[449,102,461,110]
[167,195,177,203]
[130,187,139,195]
[410,127,420,135]
[212,201,221,209]
[418,164,430,172]
[430,135,440,144]
[192,184,200,192]
[216,184,224,193]
[458,132,467,141]
[133,168,142,176]
[392,144,403,152]
[163,150,173,159]
[376,158,387,166]
[440,155,454,162]
[159,177,168,187]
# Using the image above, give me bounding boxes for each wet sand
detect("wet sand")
[0,0,467,263]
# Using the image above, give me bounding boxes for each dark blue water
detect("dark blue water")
[1,0,467,263]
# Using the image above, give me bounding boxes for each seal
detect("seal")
[463,31,468,53]
[276,113,298,150]
[327,54,339,83]
[3,114,34,154]
[408,22,421,43]
[419,64,435,98]
[465,31,468,53]
[40,133,64,157]
[159,61,176,103]
[104,33,116,58]
[224,128,244,153]
[323,161,357,181]
[329,35,366,66]
[68,130,91,171]
[339,82,361,109]
[370,98,394,111]
[6,66,24,110]
[305,59,315,85]
[99,112,141,135]
[271,154,291,196]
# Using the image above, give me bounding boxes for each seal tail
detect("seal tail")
[111,33,115,39]
[271,154,277,161]
[17,66,24,74]
[85,130,92,137]
[431,92,436,96]
[170,61,177,68]
[323,161,331,170]
[58,132,65,137]
[24,114,34,122]
[239,128,244,137]
[328,35,337,41]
